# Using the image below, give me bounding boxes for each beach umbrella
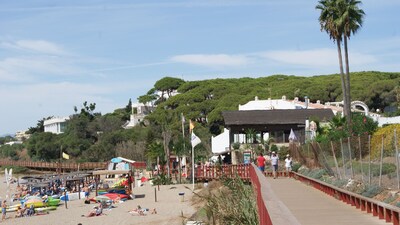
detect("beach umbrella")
[111,158,122,163]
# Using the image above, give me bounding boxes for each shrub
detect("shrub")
[332,179,348,188]
[291,163,302,172]
[309,169,327,179]
[384,195,397,204]
[196,176,258,225]
[370,163,396,176]
[151,173,172,185]
[361,185,383,198]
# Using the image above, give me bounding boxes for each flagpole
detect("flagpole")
[192,144,195,191]
[181,113,185,184]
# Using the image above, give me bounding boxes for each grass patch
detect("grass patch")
[192,176,258,225]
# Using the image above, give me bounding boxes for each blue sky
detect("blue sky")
[1,0,399,134]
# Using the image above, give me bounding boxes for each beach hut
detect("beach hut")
[107,157,135,171]
[92,157,135,198]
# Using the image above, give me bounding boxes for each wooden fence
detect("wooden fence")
[195,164,250,180]
[0,160,147,171]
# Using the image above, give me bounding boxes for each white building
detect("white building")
[44,117,69,134]
[15,130,30,141]
[123,103,155,129]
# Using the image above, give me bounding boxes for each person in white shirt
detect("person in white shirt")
[285,154,292,177]
[270,152,279,179]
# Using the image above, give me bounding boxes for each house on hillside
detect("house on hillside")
[44,117,69,134]
[123,103,155,129]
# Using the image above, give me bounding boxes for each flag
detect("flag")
[62,152,70,160]
[189,120,195,133]
[191,132,201,148]
[181,113,185,123]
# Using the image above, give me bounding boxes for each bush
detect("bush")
[371,163,396,176]
[197,176,258,225]
[361,185,383,198]
[291,163,302,172]
[309,169,327,179]
[332,179,348,188]
[279,146,289,158]
[151,173,172,185]
[384,195,397,204]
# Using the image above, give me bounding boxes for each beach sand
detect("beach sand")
[0,175,197,225]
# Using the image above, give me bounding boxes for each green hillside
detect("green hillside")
[2,71,400,163]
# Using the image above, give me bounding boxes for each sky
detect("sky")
[0,0,399,135]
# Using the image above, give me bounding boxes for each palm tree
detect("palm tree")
[338,0,365,127]
[316,0,348,120]
[316,0,365,129]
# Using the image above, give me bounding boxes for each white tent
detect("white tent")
[289,129,297,142]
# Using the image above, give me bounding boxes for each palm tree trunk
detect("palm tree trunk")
[336,39,347,118]
[343,33,352,128]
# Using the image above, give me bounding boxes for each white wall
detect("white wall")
[211,128,230,154]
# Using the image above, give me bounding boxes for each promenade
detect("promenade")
[268,177,388,225]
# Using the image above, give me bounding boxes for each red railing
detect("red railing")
[195,164,250,180]
[249,164,273,225]
[293,172,400,225]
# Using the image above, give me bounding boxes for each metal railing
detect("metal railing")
[293,172,400,225]
[249,163,273,225]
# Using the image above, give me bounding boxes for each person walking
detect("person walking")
[257,152,266,173]
[1,200,7,221]
[271,152,279,179]
[285,154,292,177]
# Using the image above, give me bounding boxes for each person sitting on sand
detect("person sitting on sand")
[26,205,35,217]
[21,205,28,217]
[85,204,103,217]
[85,206,98,217]
[96,204,103,216]
[113,194,121,204]
[15,206,22,218]
[128,205,146,216]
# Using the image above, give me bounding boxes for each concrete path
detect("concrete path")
[267,177,388,225]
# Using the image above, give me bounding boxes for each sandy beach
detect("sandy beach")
[0,174,197,225]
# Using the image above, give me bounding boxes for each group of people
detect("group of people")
[257,151,293,178]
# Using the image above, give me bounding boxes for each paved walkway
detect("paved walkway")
[267,177,388,225]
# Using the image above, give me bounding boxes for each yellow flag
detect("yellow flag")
[189,120,195,133]
[62,152,70,160]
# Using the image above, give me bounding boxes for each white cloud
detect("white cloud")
[0,81,124,134]
[0,56,86,82]
[170,54,250,67]
[0,39,67,55]
[260,48,377,67]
